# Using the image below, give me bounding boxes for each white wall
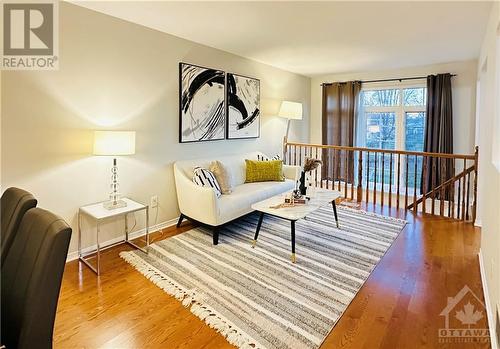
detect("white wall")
[1,3,311,256]
[476,2,500,340]
[310,60,478,156]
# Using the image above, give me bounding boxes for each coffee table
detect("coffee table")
[250,188,342,263]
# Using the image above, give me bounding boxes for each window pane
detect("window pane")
[403,87,426,106]
[362,89,400,107]
[405,112,425,151]
[366,112,396,149]
[365,112,395,185]
[405,112,426,189]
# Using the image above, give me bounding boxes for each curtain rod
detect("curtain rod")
[321,74,457,86]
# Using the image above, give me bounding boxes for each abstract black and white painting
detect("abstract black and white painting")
[179,63,226,143]
[226,73,260,139]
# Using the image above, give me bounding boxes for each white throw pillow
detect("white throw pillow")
[192,167,222,198]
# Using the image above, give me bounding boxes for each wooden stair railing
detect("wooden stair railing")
[283,141,479,224]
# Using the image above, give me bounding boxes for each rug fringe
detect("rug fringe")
[337,205,407,224]
[119,251,262,349]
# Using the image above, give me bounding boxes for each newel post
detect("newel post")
[472,146,479,224]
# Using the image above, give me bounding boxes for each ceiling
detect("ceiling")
[74,1,492,77]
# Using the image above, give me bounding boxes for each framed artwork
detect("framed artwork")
[179,62,226,143]
[226,73,260,139]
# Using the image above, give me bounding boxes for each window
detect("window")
[358,83,427,189]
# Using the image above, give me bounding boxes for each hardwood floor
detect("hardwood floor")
[54,204,491,349]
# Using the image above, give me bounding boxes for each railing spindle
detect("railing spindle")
[422,156,427,215]
[388,153,393,208]
[366,152,370,203]
[357,150,363,202]
[461,159,466,220]
[405,155,409,209]
[374,152,378,206]
[381,152,385,207]
[440,159,445,216]
[413,155,417,212]
[466,171,471,220]
[344,150,348,199]
[431,158,436,215]
[396,154,401,210]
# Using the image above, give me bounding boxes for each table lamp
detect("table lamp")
[93,131,136,210]
[278,101,303,158]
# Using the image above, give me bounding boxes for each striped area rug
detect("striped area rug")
[120,206,406,349]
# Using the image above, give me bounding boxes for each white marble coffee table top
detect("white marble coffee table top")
[251,188,342,221]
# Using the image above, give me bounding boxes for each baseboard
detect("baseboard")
[478,249,498,349]
[66,216,179,262]
[475,218,483,227]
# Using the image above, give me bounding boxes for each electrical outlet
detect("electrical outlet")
[150,195,158,208]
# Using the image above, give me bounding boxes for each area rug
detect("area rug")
[120,206,406,349]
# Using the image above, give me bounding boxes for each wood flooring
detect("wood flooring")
[54,204,490,349]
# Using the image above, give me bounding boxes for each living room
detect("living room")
[1,1,499,349]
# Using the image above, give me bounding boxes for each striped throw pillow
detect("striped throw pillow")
[192,167,222,198]
[257,154,281,161]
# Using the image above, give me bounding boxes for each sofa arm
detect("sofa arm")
[173,164,219,226]
[283,165,300,181]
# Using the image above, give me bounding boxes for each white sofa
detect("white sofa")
[173,151,300,244]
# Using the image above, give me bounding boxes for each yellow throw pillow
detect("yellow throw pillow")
[245,159,285,183]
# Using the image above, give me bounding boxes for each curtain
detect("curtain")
[321,81,361,183]
[421,73,454,198]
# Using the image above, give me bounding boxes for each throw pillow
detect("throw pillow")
[245,159,285,183]
[257,154,281,161]
[209,160,233,194]
[192,167,222,197]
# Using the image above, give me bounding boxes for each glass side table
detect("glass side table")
[78,197,149,275]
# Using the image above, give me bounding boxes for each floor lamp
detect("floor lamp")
[278,101,303,160]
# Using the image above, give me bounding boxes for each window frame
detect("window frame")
[358,80,427,189]
[360,79,426,151]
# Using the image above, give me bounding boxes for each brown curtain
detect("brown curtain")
[321,81,361,183]
[421,73,454,198]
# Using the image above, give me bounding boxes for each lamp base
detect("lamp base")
[103,199,127,210]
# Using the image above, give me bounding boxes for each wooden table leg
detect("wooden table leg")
[291,220,296,263]
[252,212,265,247]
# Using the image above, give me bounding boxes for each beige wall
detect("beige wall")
[310,60,478,156]
[1,3,311,256]
[476,2,500,340]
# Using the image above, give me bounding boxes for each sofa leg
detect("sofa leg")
[176,214,185,228]
[212,227,219,245]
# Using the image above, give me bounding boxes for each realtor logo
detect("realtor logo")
[2,1,58,69]
[439,285,490,344]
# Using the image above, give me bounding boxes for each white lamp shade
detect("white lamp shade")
[278,101,303,120]
[93,131,136,156]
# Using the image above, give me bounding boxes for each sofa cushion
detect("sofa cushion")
[218,179,295,224]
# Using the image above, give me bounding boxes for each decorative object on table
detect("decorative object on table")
[226,73,260,139]
[278,100,303,158]
[299,157,322,196]
[120,204,406,349]
[179,62,226,143]
[284,197,307,204]
[93,131,136,210]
